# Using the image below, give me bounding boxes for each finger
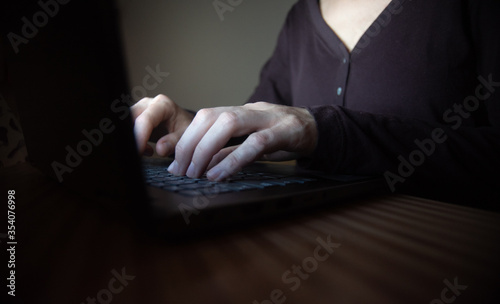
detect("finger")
[130,98,147,120]
[185,109,271,178]
[207,126,288,181]
[133,95,175,153]
[170,107,245,175]
[168,108,222,175]
[260,151,299,161]
[131,100,153,154]
[155,132,181,157]
[207,145,239,171]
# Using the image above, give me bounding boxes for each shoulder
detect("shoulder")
[282,0,315,28]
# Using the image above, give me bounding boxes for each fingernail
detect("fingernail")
[168,160,179,175]
[186,162,197,178]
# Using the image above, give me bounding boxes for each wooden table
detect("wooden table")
[1,163,499,304]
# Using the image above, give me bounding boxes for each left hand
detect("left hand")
[167,102,318,181]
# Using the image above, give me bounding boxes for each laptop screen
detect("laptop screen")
[4,0,147,207]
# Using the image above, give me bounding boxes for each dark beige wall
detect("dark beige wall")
[117,0,297,110]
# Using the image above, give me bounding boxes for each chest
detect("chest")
[320,0,392,52]
[289,0,475,121]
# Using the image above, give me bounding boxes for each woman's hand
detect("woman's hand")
[131,94,194,156]
[168,102,318,181]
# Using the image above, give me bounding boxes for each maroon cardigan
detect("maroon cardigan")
[247,0,500,208]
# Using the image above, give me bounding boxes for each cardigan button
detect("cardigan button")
[337,87,343,96]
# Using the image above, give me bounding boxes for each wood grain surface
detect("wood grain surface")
[1,163,499,304]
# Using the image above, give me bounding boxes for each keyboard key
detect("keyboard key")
[143,164,317,195]
[164,179,197,186]
[196,180,218,186]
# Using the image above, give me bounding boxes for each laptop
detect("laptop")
[4,0,385,236]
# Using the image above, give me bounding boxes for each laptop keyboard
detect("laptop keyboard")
[143,165,316,196]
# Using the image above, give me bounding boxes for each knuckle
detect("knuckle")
[137,96,151,104]
[218,111,239,128]
[283,115,303,129]
[130,105,140,117]
[149,95,162,105]
[244,101,269,110]
[135,111,152,127]
[243,102,257,109]
[160,95,175,107]
[150,94,173,108]
[156,93,168,100]
[194,108,215,123]
[249,131,272,149]
[197,108,213,117]
[254,101,268,107]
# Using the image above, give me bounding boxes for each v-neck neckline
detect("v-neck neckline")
[307,0,406,58]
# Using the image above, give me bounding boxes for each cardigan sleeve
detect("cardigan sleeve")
[302,0,500,207]
[248,0,500,207]
[304,103,500,207]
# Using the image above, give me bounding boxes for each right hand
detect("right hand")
[131,94,194,156]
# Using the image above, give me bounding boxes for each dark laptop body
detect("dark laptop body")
[143,158,384,235]
[4,0,386,236]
